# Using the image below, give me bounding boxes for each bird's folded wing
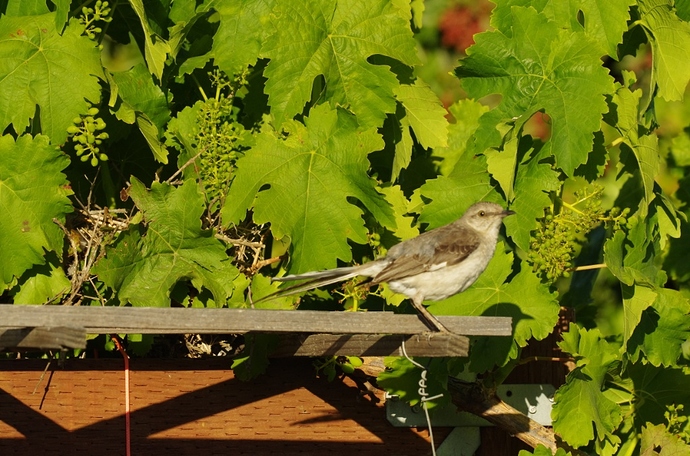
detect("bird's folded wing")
[372,225,480,284]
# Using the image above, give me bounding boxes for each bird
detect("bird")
[263,201,514,333]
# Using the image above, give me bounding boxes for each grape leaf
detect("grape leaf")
[222,104,395,274]
[10,254,70,304]
[210,0,275,76]
[377,357,450,408]
[436,99,489,176]
[94,179,239,307]
[428,248,560,371]
[628,363,690,426]
[640,423,690,456]
[0,134,72,289]
[638,0,690,101]
[262,0,420,128]
[386,107,415,183]
[129,0,170,80]
[456,6,614,176]
[419,151,502,230]
[0,13,103,145]
[519,445,572,456]
[109,63,170,163]
[627,288,690,367]
[607,84,660,212]
[553,325,623,448]
[388,80,449,180]
[3,0,50,16]
[491,0,635,58]
[604,219,665,287]
[604,217,670,353]
[502,142,561,252]
[231,333,280,380]
[378,185,419,242]
[393,80,449,150]
[622,283,658,358]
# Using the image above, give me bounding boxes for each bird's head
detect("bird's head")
[461,201,514,233]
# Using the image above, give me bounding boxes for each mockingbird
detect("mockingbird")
[265,201,514,333]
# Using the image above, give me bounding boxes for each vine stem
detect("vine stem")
[571,263,607,272]
[191,73,209,101]
[609,136,625,148]
[560,200,585,215]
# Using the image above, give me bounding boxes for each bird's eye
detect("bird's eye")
[479,210,486,217]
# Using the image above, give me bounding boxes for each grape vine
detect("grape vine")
[1,1,689,454]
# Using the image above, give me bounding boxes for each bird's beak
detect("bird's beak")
[502,209,516,217]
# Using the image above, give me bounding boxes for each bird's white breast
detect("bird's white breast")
[386,244,494,301]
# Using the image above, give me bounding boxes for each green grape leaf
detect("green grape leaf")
[491,0,635,58]
[640,423,690,456]
[379,185,419,242]
[393,80,449,150]
[502,143,561,252]
[519,445,572,456]
[244,274,299,310]
[485,133,519,202]
[655,196,682,250]
[0,13,103,145]
[128,0,170,80]
[419,151,502,230]
[384,102,416,183]
[388,80,448,181]
[638,0,690,101]
[109,63,170,133]
[262,0,420,128]
[608,84,660,212]
[604,217,669,353]
[165,101,202,167]
[222,104,395,274]
[94,179,239,307]
[622,283,658,357]
[627,288,690,367]
[456,6,614,176]
[377,357,449,408]
[553,325,623,448]
[231,333,280,381]
[664,219,690,283]
[436,99,489,176]
[0,134,72,289]
[628,363,690,426]
[429,248,560,371]
[109,63,170,163]
[210,0,275,76]
[603,219,665,287]
[4,1,50,16]
[10,254,70,304]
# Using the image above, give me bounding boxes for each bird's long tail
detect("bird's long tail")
[255,264,374,303]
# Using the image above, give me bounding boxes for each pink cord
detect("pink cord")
[111,335,131,456]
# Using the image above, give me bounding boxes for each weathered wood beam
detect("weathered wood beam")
[0,306,512,336]
[272,333,469,357]
[0,326,86,350]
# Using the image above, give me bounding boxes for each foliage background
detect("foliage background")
[1,0,690,453]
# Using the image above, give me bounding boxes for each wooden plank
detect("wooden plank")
[272,333,469,357]
[0,306,512,336]
[0,327,86,350]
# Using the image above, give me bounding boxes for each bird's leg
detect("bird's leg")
[409,295,452,334]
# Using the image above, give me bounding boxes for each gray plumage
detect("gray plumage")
[266,201,514,332]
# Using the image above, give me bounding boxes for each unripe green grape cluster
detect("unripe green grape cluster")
[529,186,629,281]
[67,107,109,167]
[196,70,250,209]
[79,0,112,40]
